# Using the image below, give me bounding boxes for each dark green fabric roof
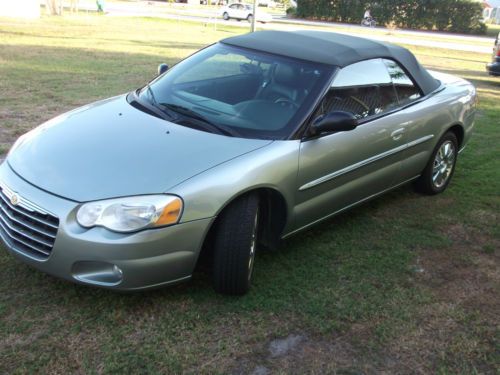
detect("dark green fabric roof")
[221,30,440,95]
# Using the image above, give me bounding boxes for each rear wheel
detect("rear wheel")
[415,131,458,195]
[222,12,229,20]
[213,193,260,295]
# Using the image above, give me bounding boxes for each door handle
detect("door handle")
[391,128,405,141]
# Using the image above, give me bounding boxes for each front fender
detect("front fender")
[169,140,301,233]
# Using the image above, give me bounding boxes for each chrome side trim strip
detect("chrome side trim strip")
[283,175,421,239]
[299,135,434,191]
[407,134,434,148]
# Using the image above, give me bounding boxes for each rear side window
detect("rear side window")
[383,59,421,106]
[314,59,399,120]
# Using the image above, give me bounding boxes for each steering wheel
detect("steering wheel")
[349,96,369,110]
[274,97,299,109]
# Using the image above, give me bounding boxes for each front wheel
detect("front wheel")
[247,14,254,23]
[415,131,458,195]
[213,193,260,295]
[222,12,229,20]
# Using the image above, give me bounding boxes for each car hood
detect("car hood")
[7,95,272,202]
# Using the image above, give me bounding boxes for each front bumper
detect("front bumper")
[0,162,214,291]
[486,59,500,76]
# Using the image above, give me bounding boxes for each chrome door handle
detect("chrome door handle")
[391,128,405,141]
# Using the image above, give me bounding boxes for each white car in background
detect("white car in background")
[221,3,273,23]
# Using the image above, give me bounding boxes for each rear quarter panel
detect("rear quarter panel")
[399,71,476,180]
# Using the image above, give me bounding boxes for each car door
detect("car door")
[234,4,246,19]
[228,4,239,18]
[293,58,411,231]
[382,59,433,181]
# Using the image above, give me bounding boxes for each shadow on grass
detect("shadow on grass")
[1,182,426,317]
[0,41,452,331]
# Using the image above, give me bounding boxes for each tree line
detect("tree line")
[295,0,486,34]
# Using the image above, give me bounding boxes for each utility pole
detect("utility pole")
[251,0,257,32]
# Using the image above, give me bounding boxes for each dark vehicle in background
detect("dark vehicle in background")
[486,32,500,76]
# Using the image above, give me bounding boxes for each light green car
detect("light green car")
[0,31,476,295]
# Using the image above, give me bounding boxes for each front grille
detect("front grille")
[0,183,59,260]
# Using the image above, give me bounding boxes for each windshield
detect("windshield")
[137,43,333,139]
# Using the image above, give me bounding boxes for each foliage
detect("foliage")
[286,6,297,16]
[296,0,487,34]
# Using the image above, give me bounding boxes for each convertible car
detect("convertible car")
[0,31,476,295]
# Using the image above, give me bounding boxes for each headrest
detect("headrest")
[274,64,296,85]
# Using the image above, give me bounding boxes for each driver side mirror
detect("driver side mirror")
[158,63,169,76]
[311,111,358,135]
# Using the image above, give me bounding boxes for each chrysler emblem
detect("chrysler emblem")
[10,194,19,206]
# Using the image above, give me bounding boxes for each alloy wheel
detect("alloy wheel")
[432,140,456,189]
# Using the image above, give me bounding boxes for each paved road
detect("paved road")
[72,0,494,54]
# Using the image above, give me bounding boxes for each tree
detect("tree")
[45,0,63,15]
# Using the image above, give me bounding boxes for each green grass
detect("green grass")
[0,15,499,374]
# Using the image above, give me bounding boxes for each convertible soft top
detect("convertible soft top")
[221,30,440,95]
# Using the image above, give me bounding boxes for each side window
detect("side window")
[229,4,237,9]
[383,59,421,106]
[315,59,399,120]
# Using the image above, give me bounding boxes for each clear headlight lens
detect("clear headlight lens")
[76,195,183,233]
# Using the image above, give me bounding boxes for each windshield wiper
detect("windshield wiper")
[145,84,158,106]
[128,90,175,122]
[159,103,239,137]
[140,85,178,121]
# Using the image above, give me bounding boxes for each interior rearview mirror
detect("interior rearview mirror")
[158,63,169,76]
[311,111,358,135]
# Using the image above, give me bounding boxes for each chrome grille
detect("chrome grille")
[0,183,59,260]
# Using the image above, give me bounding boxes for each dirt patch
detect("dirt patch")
[236,333,371,375]
[229,222,499,374]
[380,223,500,374]
[268,334,305,358]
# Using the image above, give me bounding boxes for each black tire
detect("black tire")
[222,12,229,20]
[213,193,260,295]
[247,14,254,23]
[415,131,458,195]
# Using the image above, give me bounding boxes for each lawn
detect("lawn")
[486,23,500,38]
[0,15,499,374]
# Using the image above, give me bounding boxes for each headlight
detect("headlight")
[76,195,183,233]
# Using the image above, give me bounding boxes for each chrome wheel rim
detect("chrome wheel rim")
[247,208,258,281]
[432,140,456,189]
